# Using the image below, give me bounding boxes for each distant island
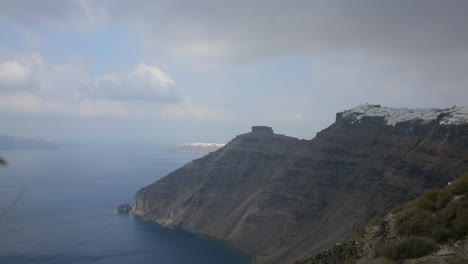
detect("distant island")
[0,135,59,150]
[166,142,225,154]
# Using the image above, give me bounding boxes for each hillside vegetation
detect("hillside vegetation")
[394,173,468,242]
[296,173,468,264]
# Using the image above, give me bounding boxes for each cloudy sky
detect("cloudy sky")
[0,0,467,143]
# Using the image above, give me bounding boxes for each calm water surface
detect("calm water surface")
[0,144,251,264]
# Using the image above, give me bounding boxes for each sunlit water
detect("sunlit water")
[0,144,251,264]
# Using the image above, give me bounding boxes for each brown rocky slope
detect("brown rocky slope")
[133,105,468,263]
[295,173,468,264]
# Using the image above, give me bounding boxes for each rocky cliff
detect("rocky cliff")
[133,104,468,263]
[295,173,468,264]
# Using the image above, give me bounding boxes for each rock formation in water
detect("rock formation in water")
[133,104,468,264]
[117,203,133,213]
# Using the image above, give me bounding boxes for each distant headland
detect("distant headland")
[0,135,59,150]
[166,142,225,154]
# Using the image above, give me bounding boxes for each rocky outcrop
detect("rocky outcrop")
[117,203,132,213]
[251,126,275,134]
[133,105,468,264]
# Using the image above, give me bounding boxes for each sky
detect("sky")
[0,0,467,144]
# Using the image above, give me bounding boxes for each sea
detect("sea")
[0,144,251,264]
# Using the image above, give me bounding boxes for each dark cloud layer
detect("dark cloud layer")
[5,1,465,78]
[1,0,467,140]
[1,1,467,98]
[3,1,468,57]
[122,0,468,107]
[127,0,468,58]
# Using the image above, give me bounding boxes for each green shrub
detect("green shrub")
[431,225,452,243]
[396,208,437,236]
[450,173,468,195]
[435,188,453,209]
[376,237,438,260]
[395,173,467,241]
[411,190,438,211]
[440,202,459,227]
[453,209,468,239]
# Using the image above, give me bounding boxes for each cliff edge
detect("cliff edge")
[133,104,468,263]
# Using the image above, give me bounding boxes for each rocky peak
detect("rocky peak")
[337,104,468,126]
[251,126,274,134]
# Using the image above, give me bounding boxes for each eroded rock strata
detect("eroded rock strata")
[133,105,468,263]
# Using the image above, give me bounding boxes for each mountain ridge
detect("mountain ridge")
[133,104,468,263]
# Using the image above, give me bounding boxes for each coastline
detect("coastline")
[131,213,255,264]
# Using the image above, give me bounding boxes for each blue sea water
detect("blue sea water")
[0,144,251,264]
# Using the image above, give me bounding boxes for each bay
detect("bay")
[0,144,251,264]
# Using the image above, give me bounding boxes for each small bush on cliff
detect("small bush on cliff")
[395,173,468,239]
[436,188,453,209]
[430,225,452,243]
[376,237,438,260]
[371,174,468,262]
[411,190,438,211]
[396,207,437,236]
[440,201,458,226]
[450,173,468,195]
[453,207,468,239]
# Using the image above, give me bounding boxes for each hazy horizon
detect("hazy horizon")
[1,1,468,144]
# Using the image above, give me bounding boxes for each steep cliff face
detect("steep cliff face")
[133,105,468,264]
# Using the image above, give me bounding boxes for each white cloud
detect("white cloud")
[0,61,31,86]
[0,53,230,123]
[0,53,180,119]
[90,63,178,102]
[132,63,175,88]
